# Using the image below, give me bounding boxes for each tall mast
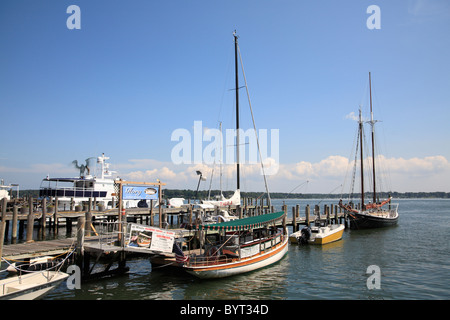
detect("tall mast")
[234,31,240,191]
[369,72,377,204]
[359,108,365,209]
[219,121,223,197]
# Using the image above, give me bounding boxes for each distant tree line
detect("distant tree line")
[149,189,450,200]
[13,189,450,200]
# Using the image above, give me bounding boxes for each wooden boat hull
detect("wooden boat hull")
[0,271,68,300]
[185,237,288,279]
[349,210,398,229]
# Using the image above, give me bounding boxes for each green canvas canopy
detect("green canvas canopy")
[197,211,286,231]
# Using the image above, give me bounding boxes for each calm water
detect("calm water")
[12,199,450,300]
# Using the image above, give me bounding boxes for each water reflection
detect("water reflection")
[181,256,289,300]
[43,200,450,300]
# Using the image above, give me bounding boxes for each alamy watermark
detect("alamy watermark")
[367,5,381,30]
[66,5,81,30]
[366,265,381,290]
[65,5,380,31]
[171,121,280,175]
[66,265,81,289]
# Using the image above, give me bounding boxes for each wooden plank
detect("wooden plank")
[0,237,98,260]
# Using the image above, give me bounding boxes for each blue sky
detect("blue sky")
[1,0,449,193]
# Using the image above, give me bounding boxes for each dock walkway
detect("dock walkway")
[1,238,77,261]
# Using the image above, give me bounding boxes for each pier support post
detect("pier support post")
[40,198,47,239]
[305,205,310,226]
[41,198,47,227]
[4,220,9,241]
[85,198,92,237]
[66,218,73,235]
[0,198,7,260]
[12,205,18,243]
[158,185,162,229]
[326,205,330,225]
[76,216,86,272]
[150,200,154,226]
[53,197,59,235]
[292,207,297,232]
[26,197,34,242]
[334,205,339,224]
[18,220,25,239]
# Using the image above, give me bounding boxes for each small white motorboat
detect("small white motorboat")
[290,224,345,245]
[0,270,68,300]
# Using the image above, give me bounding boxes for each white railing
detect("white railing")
[39,186,108,199]
[94,221,126,249]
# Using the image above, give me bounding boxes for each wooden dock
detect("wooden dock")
[1,196,347,280]
[1,238,77,260]
[1,213,345,262]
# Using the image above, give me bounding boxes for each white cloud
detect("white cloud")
[408,0,450,17]
[407,0,450,24]
[1,155,449,192]
[92,155,450,192]
[0,163,74,175]
[344,111,359,121]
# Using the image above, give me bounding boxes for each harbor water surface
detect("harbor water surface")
[41,199,450,300]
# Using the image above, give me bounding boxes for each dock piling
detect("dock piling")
[12,205,18,243]
[76,215,85,271]
[40,198,47,238]
[0,198,7,260]
[292,207,297,232]
[26,197,34,243]
[305,204,310,226]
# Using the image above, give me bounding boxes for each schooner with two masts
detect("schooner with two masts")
[339,72,399,229]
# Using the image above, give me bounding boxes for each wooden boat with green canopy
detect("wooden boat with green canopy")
[169,31,288,279]
[176,211,288,279]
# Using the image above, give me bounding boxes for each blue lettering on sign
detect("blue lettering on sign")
[122,186,159,200]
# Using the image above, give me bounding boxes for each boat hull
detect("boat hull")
[310,225,345,245]
[185,237,288,279]
[349,211,398,229]
[290,225,345,245]
[0,271,68,300]
[289,232,301,244]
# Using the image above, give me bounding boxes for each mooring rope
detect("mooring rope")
[0,241,77,274]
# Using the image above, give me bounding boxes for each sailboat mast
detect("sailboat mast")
[369,72,377,204]
[234,31,240,191]
[359,108,365,209]
[219,122,223,197]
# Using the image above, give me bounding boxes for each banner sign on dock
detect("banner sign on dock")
[122,185,159,200]
[126,224,175,253]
